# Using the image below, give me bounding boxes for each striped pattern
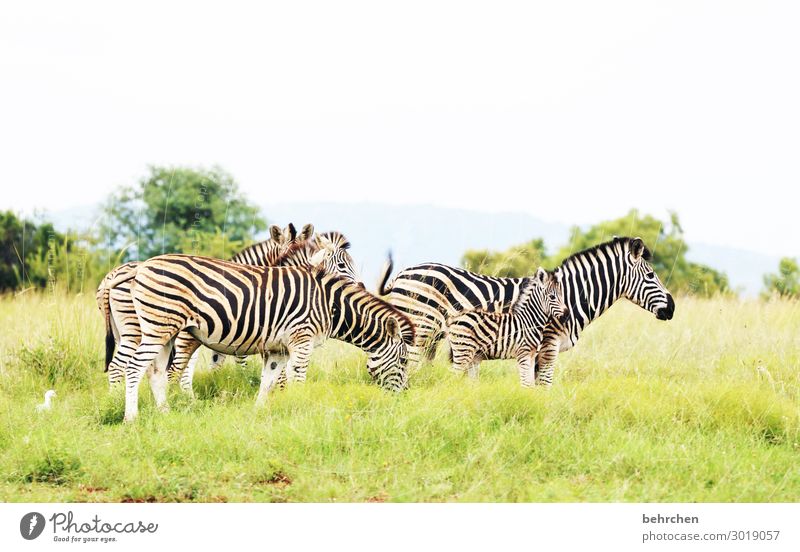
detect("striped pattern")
[378,237,675,385]
[98,224,361,393]
[446,268,568,386]
[96,261,141,384]
[112,255,413,422]
[97,223,303,388]
[172,231,360,389]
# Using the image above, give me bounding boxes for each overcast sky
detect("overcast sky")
[1,1,798,257]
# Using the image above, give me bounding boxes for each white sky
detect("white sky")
[1,1,798,257]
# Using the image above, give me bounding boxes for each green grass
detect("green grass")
[1,292,799,502]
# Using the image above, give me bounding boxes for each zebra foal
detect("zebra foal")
[447,267,569,386]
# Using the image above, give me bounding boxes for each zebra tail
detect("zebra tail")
[101,285,114,372]
[101,264,139,372]
[376,251,394,295]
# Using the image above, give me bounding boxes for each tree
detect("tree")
[0,210,38,291]
[100,166,266,261]
[462,239,550,277]
[763,258,800,298]
[0,211,105,293]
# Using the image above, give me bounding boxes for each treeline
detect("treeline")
[1,166,265,294]
[1,166,797,298]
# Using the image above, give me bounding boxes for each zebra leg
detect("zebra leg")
[107,332,137,389]
[275,361,288,390]
[534,336,560,387]
[516,349,534,388]
[107,294,141,388]
[177,342,202,397]
[255,353,288,406]
[124,336,172,423]
[448,339,473,377]
[285,335,314,383]
[149,339,175,412]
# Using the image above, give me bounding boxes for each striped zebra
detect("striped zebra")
[446,267,569,386]
[172,231,361,391]
[107,255,414,422]
[203,229,358,370]
[378,237,675,385]
[96,222,318,387]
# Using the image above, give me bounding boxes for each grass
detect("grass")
[0,292,798,502]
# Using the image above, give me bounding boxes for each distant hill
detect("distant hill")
[45,201,778,296]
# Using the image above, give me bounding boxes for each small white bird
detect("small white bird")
[36,390,56,412]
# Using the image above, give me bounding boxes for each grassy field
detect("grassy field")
[0,292,798,502]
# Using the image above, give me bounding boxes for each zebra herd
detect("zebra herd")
[96,223,675,422]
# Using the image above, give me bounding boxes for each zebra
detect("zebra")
[172,231,362,392]
[96,222,313,387]
[446,267,569,387]
[107,255,414,422]
[377,236,675,385]
[203,229,359,370]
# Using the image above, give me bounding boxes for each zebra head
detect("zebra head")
[366,316,413,392]
[533,267,570,324]
[621,237,675,321]
[270,222,314,249]
[309,233,358,282]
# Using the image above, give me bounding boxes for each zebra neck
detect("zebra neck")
[562,258,626,327]
[515,295,550,331]
[323,277,378,351]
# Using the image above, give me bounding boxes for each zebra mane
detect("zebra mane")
[560,236,651,266]
[317,231,351,250]
[272,240,310,266]
[511,277,538,315]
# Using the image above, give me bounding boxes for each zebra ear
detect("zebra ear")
[536,267,548,285]
[283,223,298,243]
[553,267,563,283]
[630,237,649,260]
[298,223,314,241]
[386,317,401,339]
[269,225,282,242]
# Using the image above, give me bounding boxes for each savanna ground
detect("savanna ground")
[0,292,798,502]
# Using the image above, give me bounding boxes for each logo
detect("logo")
[20,512,45,540]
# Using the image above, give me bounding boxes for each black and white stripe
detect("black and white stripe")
[378,237,675,384]
[110,254,414,422]
[446,267,569,386]
[97,223,305,388]
[97,224,361,392]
